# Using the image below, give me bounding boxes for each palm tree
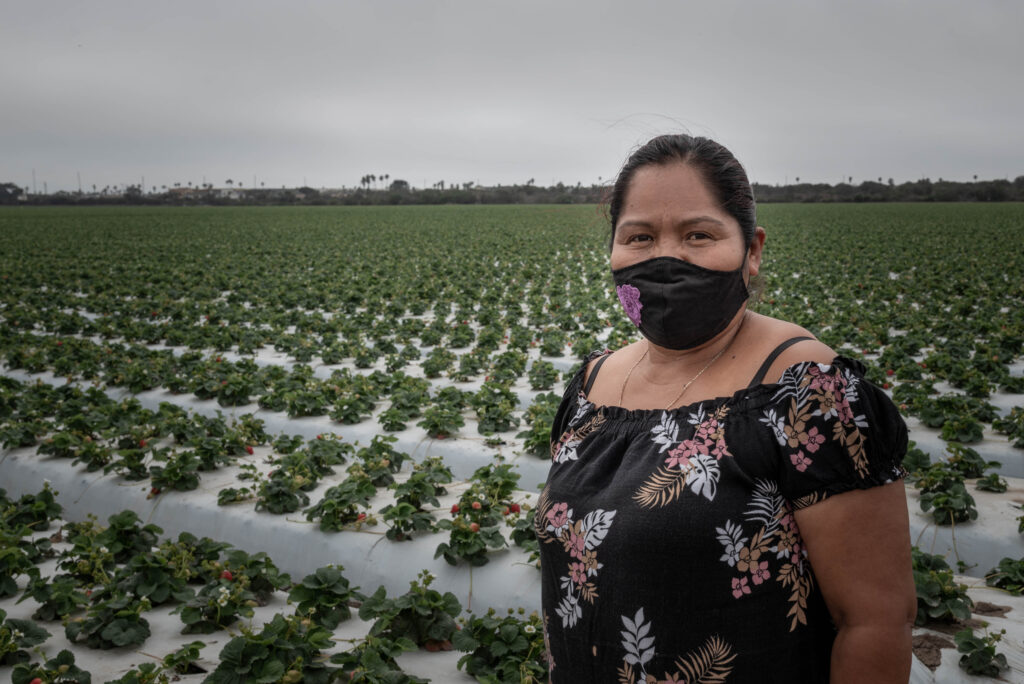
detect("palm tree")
[225,179,233,187]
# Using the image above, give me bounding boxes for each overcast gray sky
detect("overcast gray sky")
[3,1,1022,193]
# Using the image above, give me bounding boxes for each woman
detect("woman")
[536,134,915,683]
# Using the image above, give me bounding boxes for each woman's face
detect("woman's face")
[610,162,764,278]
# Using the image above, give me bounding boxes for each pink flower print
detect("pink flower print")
[695,418,718,441]
[808,367,839,395]
[546,502,569,530]
[616,284,643,327]
[835,394,855,423]
[567,531,586,560]
[751,561,771,585]
[790,451,813,472]
[711,438,730,460]
[569,561,587,586]
[665,445,691,470]
[803,426,826,453]
[731,576,751,598]
[779,512,795,531]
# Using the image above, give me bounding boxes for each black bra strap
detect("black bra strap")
[582,352,612,396]
[747,336,815,388]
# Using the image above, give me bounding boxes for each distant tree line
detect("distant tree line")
[2,176,1024,207]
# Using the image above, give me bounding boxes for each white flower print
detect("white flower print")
[744,479,783,536]
[553,437,581,464]
[650,411,679,453]
[556,592,582,627]
[759,408,787,446]
[716,520,749,569]
[686,453,720,501]
[716,521,748,567]
[620,607,656,668]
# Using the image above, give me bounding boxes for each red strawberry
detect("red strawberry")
[215,356,222,362]
[245,446,254,455]
[882,382,890,389]
[509,503,521,514]
[502,507,510,516]
[469,522,480,533]
[450,504,460,514]
[139,439,147,448]
[471,501,482,510]
[221,570,233,581]
[317,434,323,440]
[886,369,894,376]
[356,513,366,521]
[56,340,63,346]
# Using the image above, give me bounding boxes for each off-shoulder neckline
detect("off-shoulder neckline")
[573,350,864,420]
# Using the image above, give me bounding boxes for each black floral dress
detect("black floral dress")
[536,350,908,683]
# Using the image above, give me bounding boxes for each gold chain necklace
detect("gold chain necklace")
[619,314,745,410]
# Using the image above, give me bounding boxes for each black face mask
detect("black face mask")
[611,255,749,350]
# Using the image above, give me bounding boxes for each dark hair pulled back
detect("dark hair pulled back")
[608,134,757,247]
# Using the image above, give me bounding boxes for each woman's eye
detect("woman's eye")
[626,234,652,243]
[686,231,712,241]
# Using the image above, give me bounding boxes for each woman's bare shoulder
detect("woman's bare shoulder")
[744,313,837,381]
[581,341,643,397]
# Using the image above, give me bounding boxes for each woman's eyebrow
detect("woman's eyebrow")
[618,215,727,231]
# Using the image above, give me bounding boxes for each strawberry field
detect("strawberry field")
[2,202,1024,682]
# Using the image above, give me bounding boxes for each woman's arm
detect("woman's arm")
[793,481,916,683]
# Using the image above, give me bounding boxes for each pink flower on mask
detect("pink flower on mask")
[616,284,643,327]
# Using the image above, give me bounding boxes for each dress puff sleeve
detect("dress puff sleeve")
[761,356,909,510]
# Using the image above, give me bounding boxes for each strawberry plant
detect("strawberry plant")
[452,607,547,684]
[509,506,540,567]
[301,432,354,474]
[417,404,465,439]
[985,557,1024,595]
[204,613,338,684]
[90,546,195,606]
[329,634,426,683]
[65,594,152,649]
[18,572,90,621]
[106,662,169,684]
[354,435,407,487]
[993,406,1024,448]
[975,472,1007,492]
[173,575,257,634]
[149,449,201,492]
[955,627,1008,677]
[912,547,973,625]
[304,474,377,532]
[1,607,52,665]
[0,536,36,598]
[436,486,509,566]
[255,471,311,514]
[472,380,520,435]
[207,549,291,603]
[527,359,559,390]
[380,502,436,541]
[359,570,462,649]
[944,442,997,478]
[10,649,91,684]
[161,640,207,675]
[288,564,364,629]
[518,391,560,458]
[422,347,456,377]
[1,482,62,532]
[919,481,977,525]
